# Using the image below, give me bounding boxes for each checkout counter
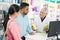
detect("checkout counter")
[25,21,60,40]
[25,33,57,40]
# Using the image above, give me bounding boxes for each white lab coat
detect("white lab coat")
[34,14,56,33]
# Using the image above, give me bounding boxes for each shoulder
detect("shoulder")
[7,20,18,28]
[8,20,15,24]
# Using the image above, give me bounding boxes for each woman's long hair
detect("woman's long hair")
[3,4,20,31]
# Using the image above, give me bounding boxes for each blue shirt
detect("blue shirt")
[15,14,32,36]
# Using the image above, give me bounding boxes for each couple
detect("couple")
[3,3,34,40]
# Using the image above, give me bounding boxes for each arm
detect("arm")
[27,18,35,35]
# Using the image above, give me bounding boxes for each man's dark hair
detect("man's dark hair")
[20,2,29,9]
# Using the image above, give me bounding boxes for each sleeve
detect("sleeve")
[26,18,33,34]
[27,24,32,33]
[8,21,22,40]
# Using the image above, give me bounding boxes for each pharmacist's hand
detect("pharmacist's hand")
[29,32,35,35]
[43,27,48,32]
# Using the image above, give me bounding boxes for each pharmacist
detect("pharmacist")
[33,8,55,33]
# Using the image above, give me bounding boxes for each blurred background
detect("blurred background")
[0,0,60,40]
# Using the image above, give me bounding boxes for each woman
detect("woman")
[3,4,22,40]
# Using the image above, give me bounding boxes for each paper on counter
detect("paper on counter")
[26,33,47,40]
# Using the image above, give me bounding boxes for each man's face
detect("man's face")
[40,8,47,18]
[23,6,29,15]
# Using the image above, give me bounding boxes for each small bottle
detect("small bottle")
[32,24,37,31]
[17,0,20,4]
[15,0,17,4]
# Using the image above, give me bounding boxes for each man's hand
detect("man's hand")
[29,32,35,35]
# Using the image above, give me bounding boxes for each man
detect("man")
[15,3,34,40]
[33,8,55,33]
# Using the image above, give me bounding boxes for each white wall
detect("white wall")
[28,0,60,21]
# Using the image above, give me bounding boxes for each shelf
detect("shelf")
[0,2,9,5]
[0,2,20,5]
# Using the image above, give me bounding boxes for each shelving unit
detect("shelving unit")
[0,0,21,7]
[45,0,60,4]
